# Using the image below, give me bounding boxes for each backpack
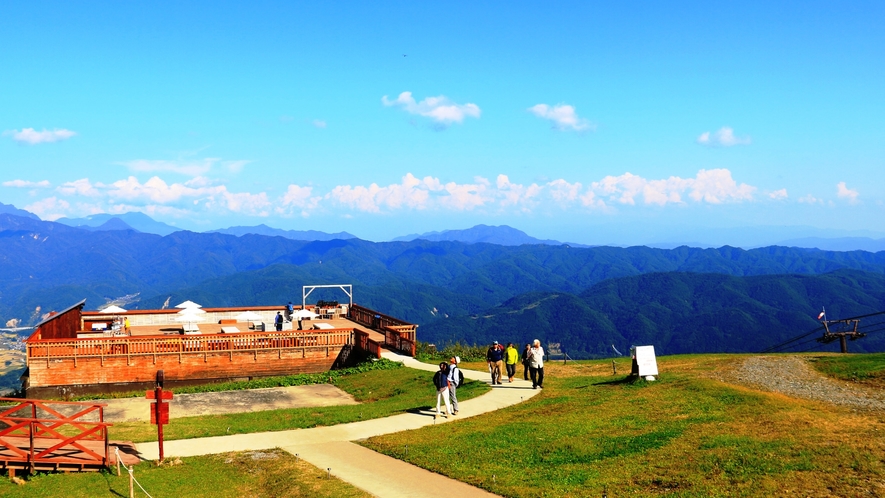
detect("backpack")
[454,367,464,387]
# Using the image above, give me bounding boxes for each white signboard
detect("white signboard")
[633,345,659,377]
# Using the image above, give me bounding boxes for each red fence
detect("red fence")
[27,329,356,363]
[0,398,111,474]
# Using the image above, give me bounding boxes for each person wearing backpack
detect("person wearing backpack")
[432,361,453,419]
[447,356,462,415]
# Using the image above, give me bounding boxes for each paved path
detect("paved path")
[135,352,540,497]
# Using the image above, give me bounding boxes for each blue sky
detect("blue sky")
[2,1,883,245]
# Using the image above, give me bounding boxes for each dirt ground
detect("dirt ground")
[97,384,359,422]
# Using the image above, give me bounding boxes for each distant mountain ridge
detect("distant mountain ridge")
[207,224,356,241]
[776,237,885,253]
[393,224,588,247]
[56,212,180,236]
[0,202,39,220]
[1,211,884,356]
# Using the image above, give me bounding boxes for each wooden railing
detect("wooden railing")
[383,327,416,356]
[350,304,417,357]
[0,398,110,473]
[27,329,355,363]
[354,330,382,359]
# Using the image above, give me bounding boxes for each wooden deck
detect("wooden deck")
[0,398,139,475]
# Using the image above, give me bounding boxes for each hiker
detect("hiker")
[528,339,545,389]
[522,343,531,380]
[433,361,453,419]
[286,302,294,322]
[447,356,461,415]
[486,340,505,385]
[505,342,519,382]
[124,317,131,335]
[275,311,283,331]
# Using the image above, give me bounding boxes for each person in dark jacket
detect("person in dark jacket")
[275,312,283,331]
[486,341,505,385]
[432,362,452,419]
[522,343,531,381]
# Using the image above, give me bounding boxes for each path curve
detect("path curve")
[135,352,541,497]
[717,355,885,411]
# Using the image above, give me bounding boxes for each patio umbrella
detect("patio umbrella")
[100,305,127,314]
[234,311,263,321]
[174,312,204,323]
[175,300,202,309]
[178,307,207,314]
[293,309,318,319]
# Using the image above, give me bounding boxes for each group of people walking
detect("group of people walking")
[486,340,544,389]
[431,339,546,419]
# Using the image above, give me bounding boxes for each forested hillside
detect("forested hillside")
[419,270,885,356]
[1,212,884,355]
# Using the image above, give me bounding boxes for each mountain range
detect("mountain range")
[1,210,883,356]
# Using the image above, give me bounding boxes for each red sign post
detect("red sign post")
[146,370,173,461]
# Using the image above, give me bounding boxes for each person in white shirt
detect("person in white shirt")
[528,339,545,389]
[447,356,461,415]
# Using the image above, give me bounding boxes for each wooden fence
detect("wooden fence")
[27,329,356,365]
[0,398,111,475]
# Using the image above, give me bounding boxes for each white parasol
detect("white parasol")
[178,307,206,314]
[234,311,263,321]
[293,309,318,319]
[175,300,202,309]
[174,312,204,323]
[100,305,127,314]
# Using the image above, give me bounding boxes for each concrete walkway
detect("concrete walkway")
[135,352,541,497]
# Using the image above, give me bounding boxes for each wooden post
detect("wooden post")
[129,468,134,498]
[611,360,616,376]
[156,371,165,462]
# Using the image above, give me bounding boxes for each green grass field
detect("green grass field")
[807,352,885,388]
[110,364,490,442]
[2,353,883,497]
[0,449,372,498]
[362,354,885,497]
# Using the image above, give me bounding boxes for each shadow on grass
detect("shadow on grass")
[586,375,643,387]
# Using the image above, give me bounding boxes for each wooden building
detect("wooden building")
[22,301,416,398]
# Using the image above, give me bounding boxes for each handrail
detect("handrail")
[27,329,356,361]
[0,398,111,470]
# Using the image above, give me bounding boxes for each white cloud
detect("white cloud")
[4,128,77,144]
[24,197,70,220]
[57,178,101,197]
[546,179,583,205]
[382,91,481,126]
[496,175,542,210]
[3,179,50,188]
[528,104,593,131]
[313,120,327,129]
[836,182,859,204]
[590,169,755,206]
[768,189,788,200]
[277,185,321,216]
[696,127,751,147]
[328,173,437,213]
[798,194,824,205]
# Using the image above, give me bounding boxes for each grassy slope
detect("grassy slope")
[2,354,882,496]
[0,449,372,498]
[808,352,885,388]
[362,356,885,497]
[109,365,490,443]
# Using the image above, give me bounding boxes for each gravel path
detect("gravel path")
[721,356,885,411]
